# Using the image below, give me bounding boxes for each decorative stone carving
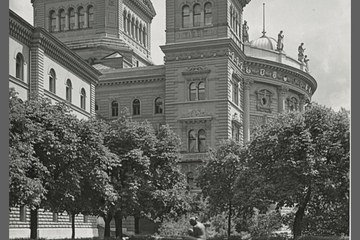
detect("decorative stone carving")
[256,89,273,113]
[244,79,254,90]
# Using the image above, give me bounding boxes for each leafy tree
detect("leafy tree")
[197,140,247,238]
[239,104,349,239]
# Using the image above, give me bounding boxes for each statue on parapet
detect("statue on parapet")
[277,30,284,51]
[304,55,310,72]
[242,20,249,43]
[298,43,306,62]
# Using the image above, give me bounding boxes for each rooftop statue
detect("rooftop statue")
[298,43,306,62]
[277,30,284,51]
[304,55,310,72]
[243,20,249,43]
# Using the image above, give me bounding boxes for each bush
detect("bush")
[251,236,288,240]
[298,236,349,240]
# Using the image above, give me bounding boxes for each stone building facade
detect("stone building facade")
[9,0,317,238]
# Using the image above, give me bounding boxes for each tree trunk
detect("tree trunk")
[293,187,312,240]
[135,216,140,234]
[30,208,38,240]
[104,214,113,239]
[71,213,76,240]
[114,210,123,239]
[228,201,232,238]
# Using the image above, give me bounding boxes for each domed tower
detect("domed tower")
[242,5,317,141]
[31,0,156,68]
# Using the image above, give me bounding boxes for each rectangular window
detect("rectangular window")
[19,206,26,222]
[232,82,239,105]
[53,212,58,222]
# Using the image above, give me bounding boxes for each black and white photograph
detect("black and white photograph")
[8,0,350,240]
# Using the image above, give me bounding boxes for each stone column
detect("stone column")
[84,11,88,28]
[244,79,253,143]
[277,85,289,113]
[65,13,69,31]
[55,13,60,32]
[74,12,79,29]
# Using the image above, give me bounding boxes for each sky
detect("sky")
[9,0,350,111]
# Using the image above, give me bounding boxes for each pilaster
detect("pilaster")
[277,85,289,113]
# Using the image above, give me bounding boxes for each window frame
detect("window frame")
[78,7,85,29]
[111,100,119,117]
[132,99,141,116]
[80,88,86,110]
[88,5,94,28]
[49,69,56,93]
[15,53,24,80]
[193,4,202,27]
[59,9,66,31]
[69,8,76,30]
[66,79,72,102]
[204,2,213,26]
[182,5,191,28]
[154,97,164,114]
[49,10,57,32]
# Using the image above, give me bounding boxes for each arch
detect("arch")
[68,8,75,30]
[193,4,201,27]
[189,82,197,101]
[198,129,206,152]
[132,99,140,115]
[198,82,205,100]
[111,100,119,117]
[66,79,72,102]
[182,5,190,28]
[80,88,86,110]
[15,53,24,80]
[154,97,163,114]
[87,5,94,28]
[78,6,85,29]
[188,130,196,152]
[49,10,57,32]
[49,69,56,93]
[204,2,213,26]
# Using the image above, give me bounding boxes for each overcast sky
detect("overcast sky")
[10,0,350,111]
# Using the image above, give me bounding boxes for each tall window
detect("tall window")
[111,100,119,117]
[135,21,139,41]
[133,99,140,115]
[127,14,131,34]
[88,5,94,28]
[287,97,299,112]
[198,82,205,100]
[204,2,213,25]
[66,79,72,102]
[139,23,143,44]
[232,124,240,142]
[78,7,85,29]
[131,17,135,37]
[69,8,75,30]
[49,69,56,93]
[189,83,197,101]
[198,129,206,152]
[155,97,163,114]
[143,27,147,47]
[193,4,202,27]
[188,130,196,153]
[123,11,127,32]
[80,88,86,110]
[50,10,56,32]
[182,5,190,28]
[15,53,24,80]
[59,9,66,31]
[232,81,239,105]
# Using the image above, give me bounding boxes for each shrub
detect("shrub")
[298,236,349,240]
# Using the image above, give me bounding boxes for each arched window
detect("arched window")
[49,69,56,93]
[133,99,140,115]
[143,26,147,47]
[15,53,24,80]
[182,5,190,28]
[131,17,135,37]
[111,100,119,117]
[49,10,56,32]
[155,97,163,114]
[80,88,86,110]
[139,23,143,44]
[69,8,75,30]
[188,130,196,152]
[288,97,299,112]
[193,4,201,27]
[198,82,205,100]
[135,20,139,41]
[123,11,127,32]
[127,14,131,34]
[189,83,197,101]
[59,9,66,31]
[78,7,85,29]
[235,13,238,35]
[88,5,94,28]
[66,79,72,102]
[198,129,206,152]
[187,172,195,189]
[204,2,213,26]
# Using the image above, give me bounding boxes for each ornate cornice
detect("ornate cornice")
[98,77,165,86]
[125,0,156,19]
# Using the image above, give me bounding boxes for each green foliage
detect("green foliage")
[298,236,348,240]
[237,104,349,238]
[246,211,283,237]
[157,215,191,236]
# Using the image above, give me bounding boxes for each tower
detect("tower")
[161,0,251,174]
[31,0,156,68]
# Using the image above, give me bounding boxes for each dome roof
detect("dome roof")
[250,34,278,51]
